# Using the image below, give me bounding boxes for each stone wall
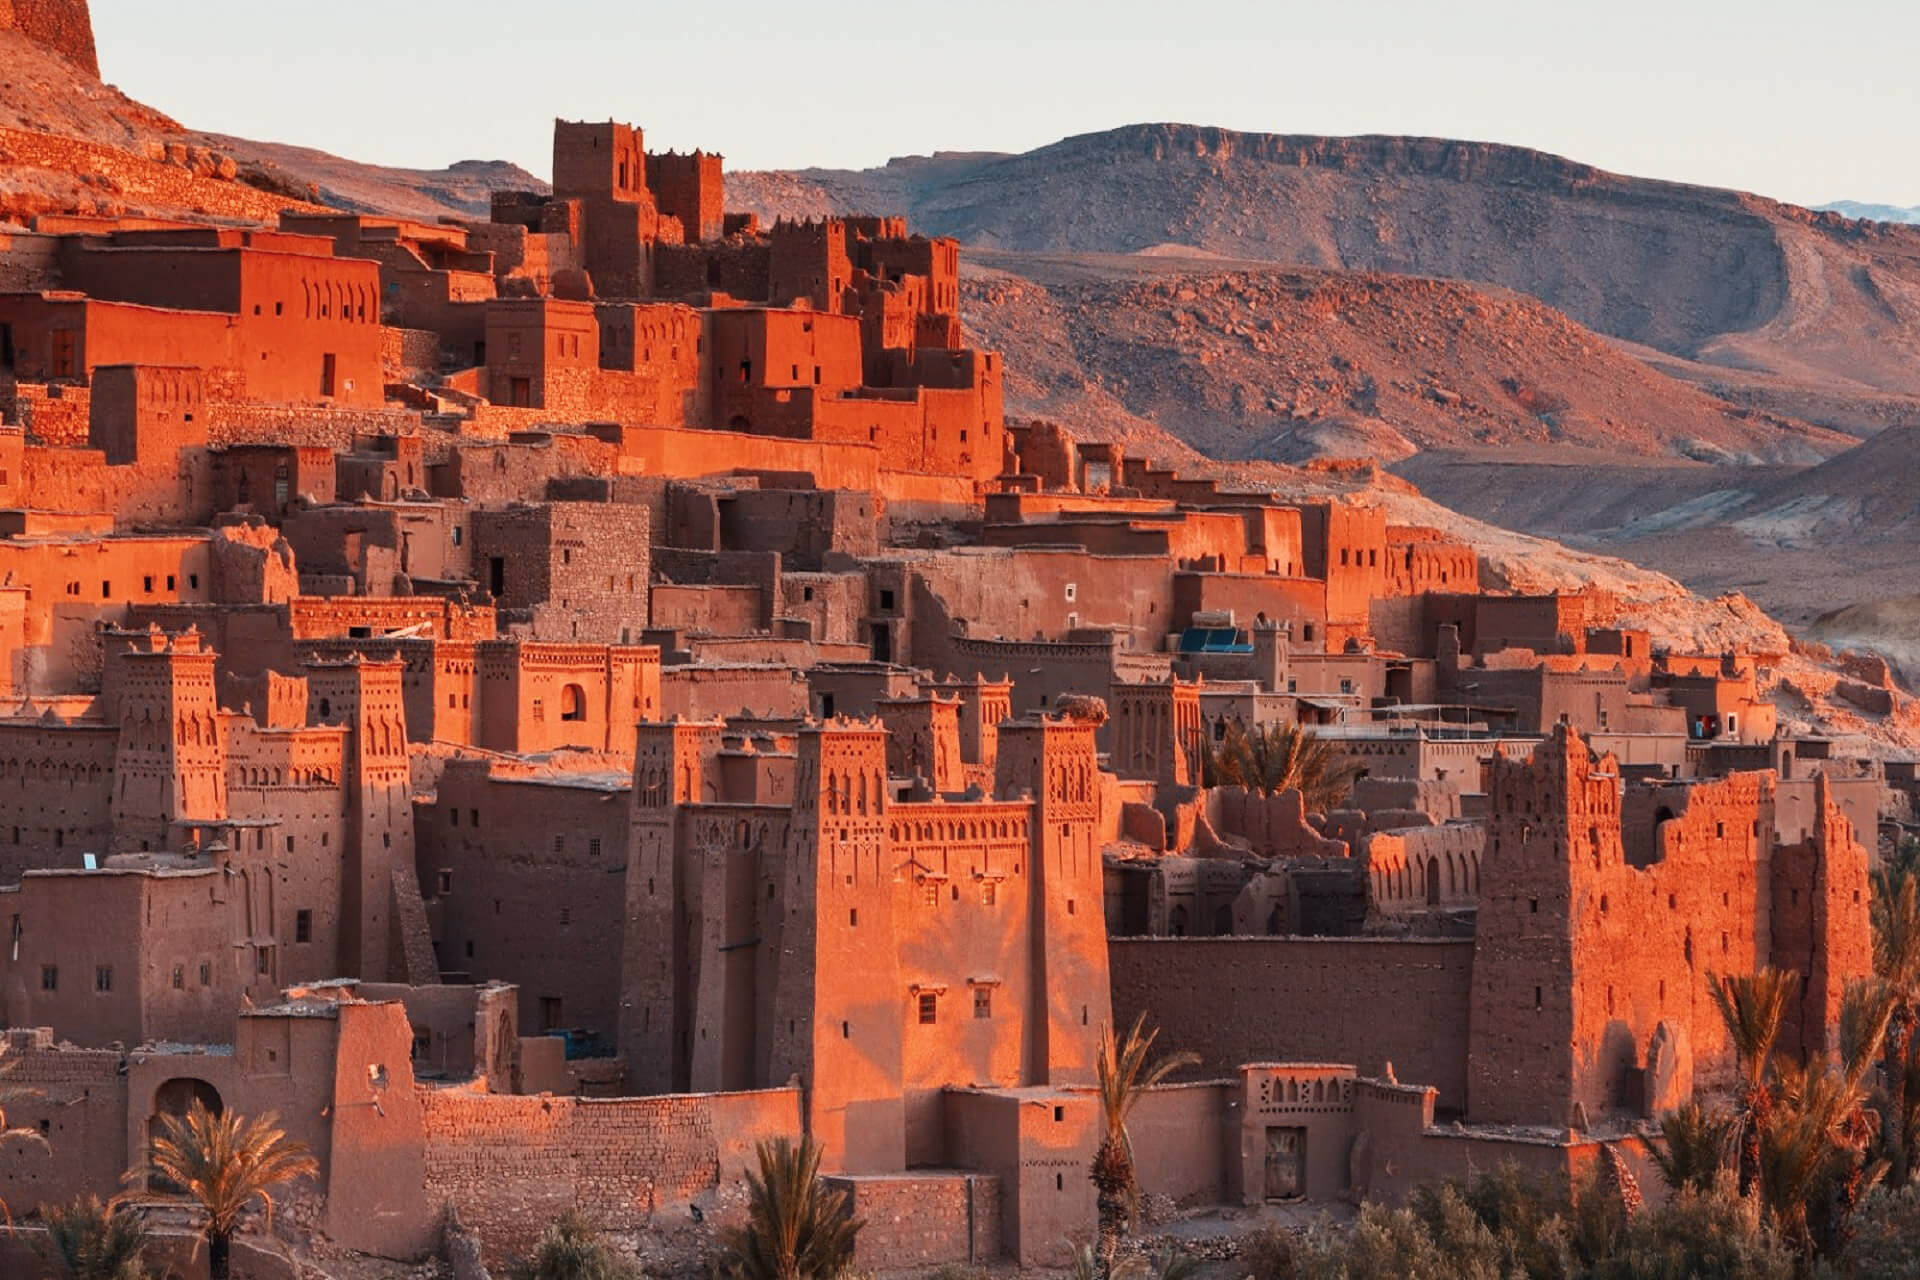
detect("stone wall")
[417,1083,801,1261]
[1,0,99,76]
[1109,937,1476,1110]
[825,1172,1001,1268]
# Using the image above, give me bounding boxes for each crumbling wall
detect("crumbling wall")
[0,0,100,76]
[418,1083,801,1261]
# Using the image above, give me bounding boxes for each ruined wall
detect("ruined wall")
[0,0,100,77]
[417,1083,801,1262]
[1108,937,1475,1110]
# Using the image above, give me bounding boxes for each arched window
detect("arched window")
[560,684,587,722]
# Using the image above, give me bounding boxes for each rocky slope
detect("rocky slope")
[736,124,1920,435]
[0,29,541,226]
[961,250,1852,463]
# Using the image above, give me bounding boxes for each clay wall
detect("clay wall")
[0,868,244,1047]
[941,1088,1094,1267]
[1364,822,1483,917]
[645,152,725,244]
[418,759,632,1040]
[1,0,99,74]
[0,1028,126,1210]
[0,295,233,383]
[470,501,650,643]
[827,1173,1002,1269]
[613,422,882,492]
[889,798,1039,1163]
[661,663,808,720]
[908,548,1175,678]
[0,720,115,879]
[1108,937,1475,1110]
[418,1083,802,1263]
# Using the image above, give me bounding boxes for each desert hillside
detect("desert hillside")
[0,28,541,226]
[960,250,1852,464]
[735,124,1920,433]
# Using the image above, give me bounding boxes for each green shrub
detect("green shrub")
[530,1209,640,1280]
[1842,1184,1920,1279]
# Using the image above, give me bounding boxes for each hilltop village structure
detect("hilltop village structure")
[0,114,1893,1269]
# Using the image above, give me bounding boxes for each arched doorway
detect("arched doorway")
[148,1078,223,1192]
[1425,857,1441,906]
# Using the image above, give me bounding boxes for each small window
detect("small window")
[974,988,992,1019]
[981,882,997,906]
[1065,583,1078,602]
[588,837,602,857]
[95,965,112,993]
[40,965,57,991]
[917,993,938,1024]
[199,962,212,987]
[171,965,184,990]
[437,870,453,894]
[553,835,566,854]
[879,589,896,611]
[560,907,571,927]
[923,883,938,908]
[295,910,312,943]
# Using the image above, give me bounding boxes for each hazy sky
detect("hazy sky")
[92,0,1919,208]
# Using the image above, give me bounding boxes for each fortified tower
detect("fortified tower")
[305,655,412,982]
[996,713,1109,1083]
[768,718,900,1171]
[620,718,723,1092]
[1468,726,1604,1126]
[102,626,224,852]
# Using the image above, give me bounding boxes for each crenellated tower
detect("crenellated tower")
[620,718,723,1092]
[102,625,225,852]
[305,654,413,982]
[995,713,1109,1084]
[769,718,900,1170]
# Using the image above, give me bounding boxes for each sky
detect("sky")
[91,0,1920,209]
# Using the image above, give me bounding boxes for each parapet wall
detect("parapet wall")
[1109,936,1476,1110]
[418,1083,802,1261]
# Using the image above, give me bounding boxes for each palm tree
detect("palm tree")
[40,1194,148,1280]
[1873,859,1920,1186]
[142,1101,317,1280]
[1649,1100,1736,1194]
[1091,1014,1199,1280]
[716,1136,861,1280]
[1203,722,1360,814]
[1710,968,1796,1199]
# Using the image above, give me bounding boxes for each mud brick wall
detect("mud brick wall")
[1109,936,1475,1110]
[418,1084,801,1260]
[826,1172,1002,1268]
[206,402,421,451]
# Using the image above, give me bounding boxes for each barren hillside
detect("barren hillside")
[0,29,541,227]
[736,124,1920,433]
[961,251,1852,463]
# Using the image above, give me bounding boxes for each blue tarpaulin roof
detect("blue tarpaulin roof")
[1178,627,1252,654]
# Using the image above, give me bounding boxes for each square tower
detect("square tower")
[552,120,648,203]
